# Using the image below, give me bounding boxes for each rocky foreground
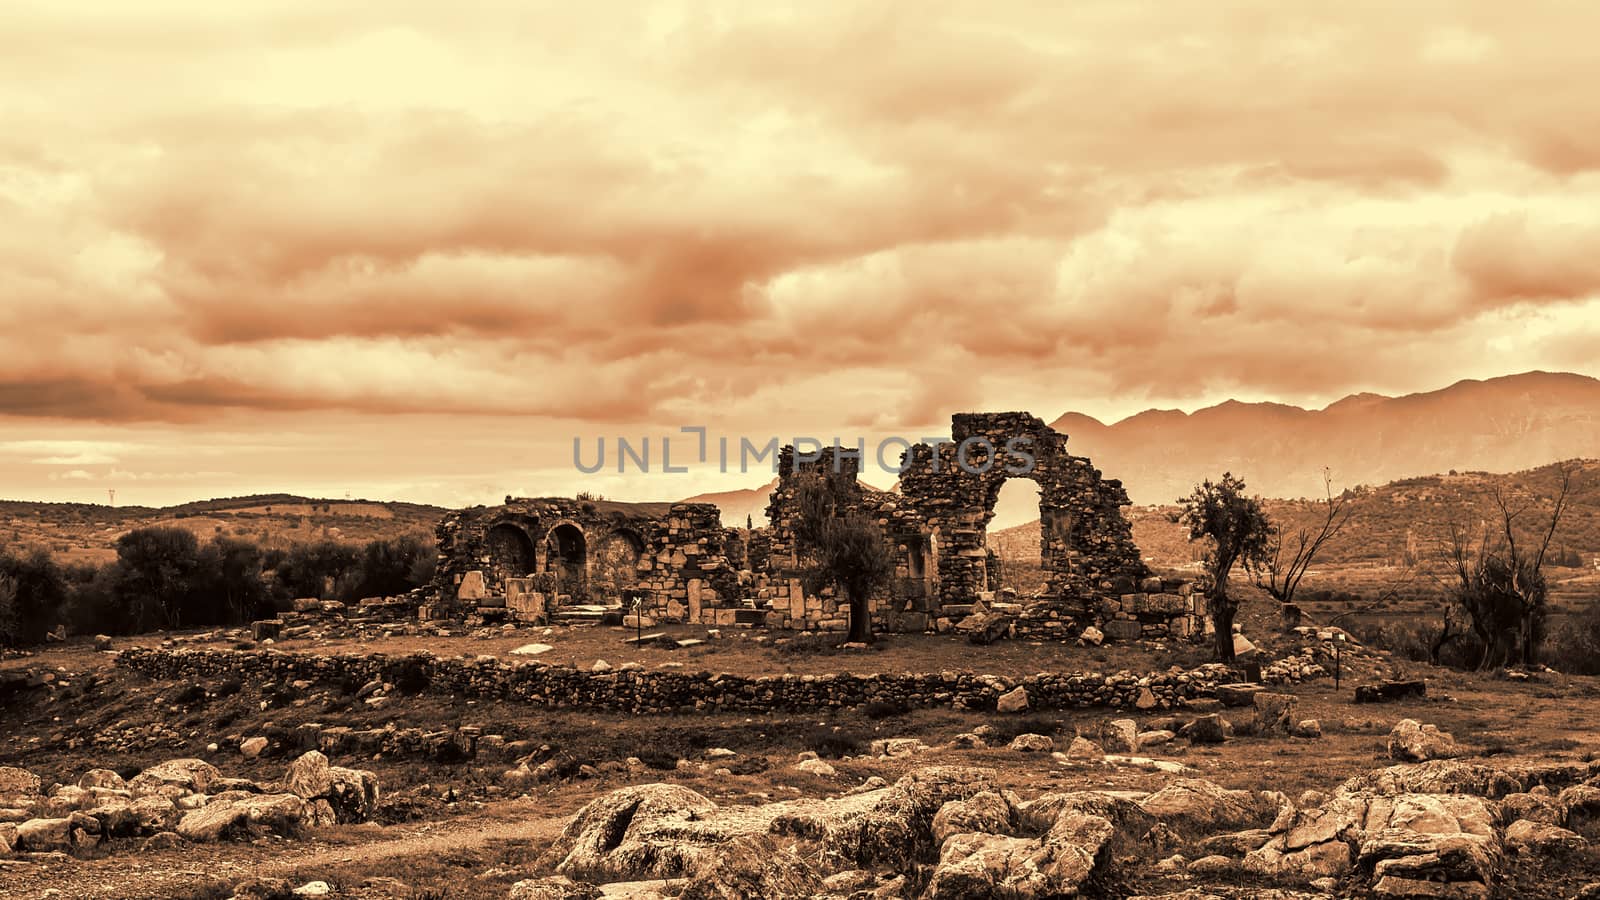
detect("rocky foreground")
[507,754,1600,900]
[0,751,378,857]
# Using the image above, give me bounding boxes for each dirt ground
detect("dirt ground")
[5,622,1600,899]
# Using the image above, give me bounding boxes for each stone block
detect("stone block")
[457,571,488,602]
[1103,620,1142,641]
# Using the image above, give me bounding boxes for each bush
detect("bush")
[801,725,867,759]
[394,659,431,695]
[861,699,907,719]
[985,715,1064,744]
[1547,604,1600,675]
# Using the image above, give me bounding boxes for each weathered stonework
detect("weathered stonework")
[119,647,1251,713]
[432,498,735,622]
[430,412,1198,640]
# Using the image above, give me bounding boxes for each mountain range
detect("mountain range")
[684,371,1600,528]
[1050,371,1600,506]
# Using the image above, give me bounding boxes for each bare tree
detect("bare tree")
[1249,468,1353,607]
[1438,466,1574,669]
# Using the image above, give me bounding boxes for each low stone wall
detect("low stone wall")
[119,647,1248,714]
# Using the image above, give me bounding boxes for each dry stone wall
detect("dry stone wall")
[120,647,1262,713]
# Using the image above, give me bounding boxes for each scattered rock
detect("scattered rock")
[996,686,1030,713]
[1008,734,1054,753]
[1064,736,1103,759]
[283,751,380,824]
[1100,719,1139,754]
[1078,626,1104,647]
[1355,680,1427,703]
[869,738,930,758]
[511,643,554,656]
[240,737,270,760]
[1291,719,1322,739]
[1180,714,1230,745]
[1137,730,1175,750]
[794,759,836,778]
[1252,692,1298,736]
[1505,818,1585,855]
[128,759,220,799]
[509,876,602,900]
[176,793,312,842]
[1388,720,1460,762]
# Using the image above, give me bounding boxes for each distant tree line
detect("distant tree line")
[0,527,436,646]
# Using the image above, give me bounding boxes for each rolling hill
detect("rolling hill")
[0,494,447,566]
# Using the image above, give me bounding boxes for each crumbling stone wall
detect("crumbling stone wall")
[119,647,1260,713]
[431,499,733,621]
[749,413,1194,639]
[897,412,1147,609]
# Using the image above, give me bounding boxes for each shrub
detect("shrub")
[394,659,431,696]
[861,699,907,719]
[1547,603,1600,676]
[801,725,867,759]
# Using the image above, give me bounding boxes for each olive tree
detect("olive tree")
[1180,473,1271,662]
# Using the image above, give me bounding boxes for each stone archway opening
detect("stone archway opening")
[590,529,644,603]
[485,523,536,584]
[988,478,1050,596]
[546,523,588,601]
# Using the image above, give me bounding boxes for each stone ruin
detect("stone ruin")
[430,412,1202,641]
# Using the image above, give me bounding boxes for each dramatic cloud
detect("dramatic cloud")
[2,1,1598,504]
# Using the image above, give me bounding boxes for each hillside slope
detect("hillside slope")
[0,494,446,566]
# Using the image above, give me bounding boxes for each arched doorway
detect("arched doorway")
[988,478,1050,596]
[546,523,588,601]
[590,529,644,603]
[485,523,536,584]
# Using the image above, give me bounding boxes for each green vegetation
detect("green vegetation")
[0,527,437,646]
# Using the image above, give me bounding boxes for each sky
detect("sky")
[3,1,1600,509]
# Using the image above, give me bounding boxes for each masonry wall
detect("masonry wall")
[120,647,1270,713]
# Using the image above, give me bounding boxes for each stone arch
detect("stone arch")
[897,412,1146,610]
[590,528,645,602]
[544,521,588,601]
[484,521,537,585]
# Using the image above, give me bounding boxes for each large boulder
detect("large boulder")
[1338,760,1584,800]
[547,783,724,883]
[78,769,126,791]
[924,813,1113,900]
[932,792,1015,846]
[1504,819,1586,856]
[0,766,41,801]
[283,751,379,823]
[176,792,314,843]
[1015,791,1155,838]
[128,759,221,799]
[1138,779,1278,833]
[15,813,102,854]
[1387,720,1460,763]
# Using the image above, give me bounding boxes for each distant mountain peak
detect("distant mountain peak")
[1047,370,1600,504]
